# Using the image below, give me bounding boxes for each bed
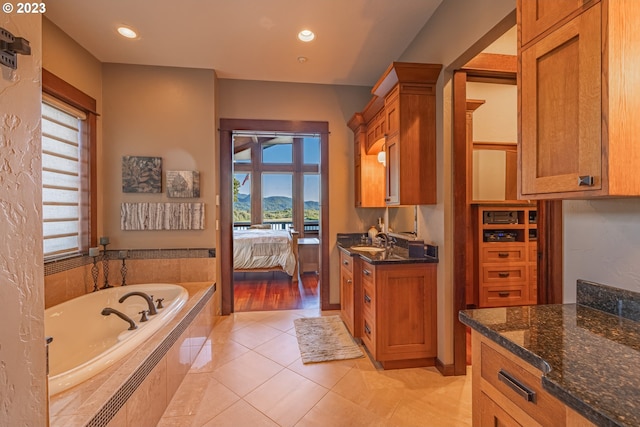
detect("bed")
[233,227,299,284]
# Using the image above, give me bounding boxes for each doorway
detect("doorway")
[450,25,564,375]
[219,119,330,315]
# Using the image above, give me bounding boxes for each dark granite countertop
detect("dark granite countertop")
[460,302,640,427]
[337,233,438,264]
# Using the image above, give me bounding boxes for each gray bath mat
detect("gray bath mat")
[293,315,364,364]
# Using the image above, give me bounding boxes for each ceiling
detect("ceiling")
[44,0,444,87]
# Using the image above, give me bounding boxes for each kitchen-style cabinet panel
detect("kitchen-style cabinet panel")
[519,0,596,47]
[339,251,360,337]
[519,1,640,199]
[347,114,385,207]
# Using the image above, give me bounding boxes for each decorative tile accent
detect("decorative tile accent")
[44,249,215,277]
[121,202,205,230]
[167,170,200,198]
[122,156,162,193]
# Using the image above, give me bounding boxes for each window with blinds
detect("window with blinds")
[41,95,87,259]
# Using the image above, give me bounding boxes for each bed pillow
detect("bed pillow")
[249,224,272,229]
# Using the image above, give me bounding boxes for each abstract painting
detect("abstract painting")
[122,156,162,193]
[120,202,205,230]
[167,170,200,198]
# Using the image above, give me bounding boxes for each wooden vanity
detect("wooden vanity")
[339,245,437,369]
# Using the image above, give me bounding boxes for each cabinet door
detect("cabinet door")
[340,267,354,335]
[354,138,362,207]
[385,134,400,205]
[478,391,526,427]
[520,3,601,197]
[519,0,594,47]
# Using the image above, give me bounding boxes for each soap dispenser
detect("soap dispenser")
[368,226,378,240]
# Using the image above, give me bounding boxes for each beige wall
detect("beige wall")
[217,79,371,304]
[399,0,516,365]
[0,12,47,426]
[102,63,217,249]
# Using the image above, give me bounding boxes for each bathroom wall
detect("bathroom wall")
[398,0,516,366]
[102,63,217,250]
[217,78,371,304]
[0,12,47,426]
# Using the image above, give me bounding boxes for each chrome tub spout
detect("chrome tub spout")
[118,291,158,315]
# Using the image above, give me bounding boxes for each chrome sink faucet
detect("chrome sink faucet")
[101,307,137,330]
[119,291,158,315]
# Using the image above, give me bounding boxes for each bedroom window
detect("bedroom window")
[232,132,320,235]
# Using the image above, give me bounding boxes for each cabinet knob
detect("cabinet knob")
[347,279,352,284]
[578,175,594,186]
[343,260,349,266]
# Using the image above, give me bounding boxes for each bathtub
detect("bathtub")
[45,283,188,395]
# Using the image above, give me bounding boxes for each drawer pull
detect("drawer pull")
[364,323,371,335]
[498,252,509,258]
[364,294,371,304]
[343,260,349,266]
[498,369,536,403]
[346,279,352,284]
[498,272,510,278]
[578,175,594,186]
[363,269,371,276]
[498,292,510,297]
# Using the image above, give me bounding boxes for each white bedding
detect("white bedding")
[233,229,296,276]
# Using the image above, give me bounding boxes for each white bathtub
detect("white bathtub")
[45,283,188,395]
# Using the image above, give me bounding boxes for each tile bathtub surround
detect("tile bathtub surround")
[45,254,216,308]
[577,279,640,322]
[49,282,218,427]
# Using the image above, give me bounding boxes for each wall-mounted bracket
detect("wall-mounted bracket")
[0,27,31,69]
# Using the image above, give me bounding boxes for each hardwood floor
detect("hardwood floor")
[233,271,319,312]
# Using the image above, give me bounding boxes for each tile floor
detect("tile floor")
[158,309,472,427]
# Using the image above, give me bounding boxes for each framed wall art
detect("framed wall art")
[122,156,162,193]
[166,170,200,198]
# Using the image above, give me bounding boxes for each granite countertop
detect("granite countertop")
[337,233,438,264]
[460,302,640,427]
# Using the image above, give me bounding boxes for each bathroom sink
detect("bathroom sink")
[350,246,385,253]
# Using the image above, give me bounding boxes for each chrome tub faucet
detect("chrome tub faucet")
[118,291,158,315]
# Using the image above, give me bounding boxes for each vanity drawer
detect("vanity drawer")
[480,285,529,308]
[481,244,526,263]
[362,314,376,355]
[340,251,353,273]
[362,280,375,317]
[482,265,526,283]
[480,339,566,426]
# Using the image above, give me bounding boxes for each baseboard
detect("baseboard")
[435,358,456,376]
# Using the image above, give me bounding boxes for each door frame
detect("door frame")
[219,119,330,315]
[451,58,564,375]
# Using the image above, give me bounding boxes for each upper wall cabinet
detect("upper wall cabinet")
[518,0,640,199]
[348,62,442,207]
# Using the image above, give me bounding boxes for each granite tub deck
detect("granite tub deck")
[460,280,640,427]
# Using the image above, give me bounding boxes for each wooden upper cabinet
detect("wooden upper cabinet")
[349,62,442,206]
[348,114,385,207]
[519,0,596,47]
[519,1,640,198]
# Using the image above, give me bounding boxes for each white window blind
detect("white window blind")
[42,94,86,259]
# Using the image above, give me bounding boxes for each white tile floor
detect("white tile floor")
[158,309,472,427]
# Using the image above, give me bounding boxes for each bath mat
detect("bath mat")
[293,315,364,364]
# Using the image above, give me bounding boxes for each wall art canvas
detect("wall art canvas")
[167,170,200,198]
[121,202,205,230]
[122,156,162,193]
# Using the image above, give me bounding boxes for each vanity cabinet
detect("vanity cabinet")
[339,251,360,337]
[518,0,640,199]
[472,332,595,427]
[348,62,442,207]
[476,205,537,308]
[359,260,437,369]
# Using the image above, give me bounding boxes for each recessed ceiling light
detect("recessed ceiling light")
[117,26,138,39]
[297,56,308,63]
[298,29,315,42]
